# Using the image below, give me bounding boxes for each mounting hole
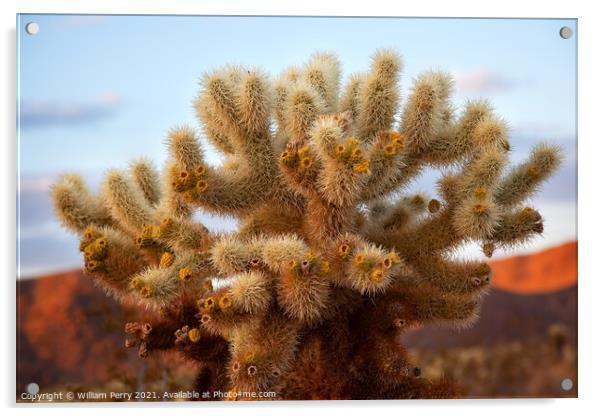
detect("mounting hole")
[560,378,574,391]
[26,382,40,395]
[559,26,573,39]
[25,22,39,35]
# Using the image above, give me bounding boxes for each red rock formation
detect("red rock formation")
[17,271,140,388]
[489,241,577,294]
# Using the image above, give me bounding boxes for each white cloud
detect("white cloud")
[18,221,68,240]
[18,177,53,192]
[453,68,515,94]
[19,92,122,128]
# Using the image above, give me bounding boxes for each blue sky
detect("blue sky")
[16,15,577,277]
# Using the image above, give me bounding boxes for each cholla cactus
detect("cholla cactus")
[51,50,561,400]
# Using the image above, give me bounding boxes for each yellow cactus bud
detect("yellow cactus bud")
[83,227,101,242]
[176,170,191,189]
[188,328,201,343]
[354,254,365,266]
[79,239,91,253]
[160,252,175,268]
[351,147,363,161]
[474,186,488,199]
[472,203,487,215]
[80,227,102,252]
[297,146,311,159]
[95,237,108,251]
[182,190,195,203]
[219,295,232,310]
[384,144,397,157]
[157,217,175,238]
[305,251,318,264]
[196,179,209,193]
[84,237,109,261]
[130,276,144,290]
[338,243,351,259]
[387,251,401,265]
[179,267,193,282]
[204,296,217,312]
[140,286,153,298]
[389,131,405,148]
[279,150,296,166]
[86,259,103,273]
[346,137,359,148]
[298,157,312,171]
[370,267,384,283]
[136,224,156,248]
[352,159,370,174]
[194,165,206,177]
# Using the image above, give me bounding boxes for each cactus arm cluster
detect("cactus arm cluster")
[51,49,561,400]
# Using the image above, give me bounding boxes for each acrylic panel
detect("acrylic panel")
[16,14,577,402]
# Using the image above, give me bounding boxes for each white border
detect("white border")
[2,1,600,415]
